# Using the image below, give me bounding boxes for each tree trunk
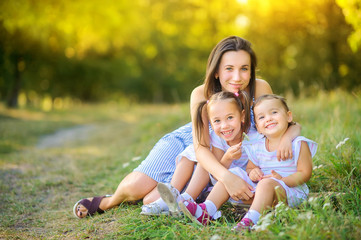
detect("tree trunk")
[7,56,22,108]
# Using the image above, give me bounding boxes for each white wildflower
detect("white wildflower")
[308,197,315,203]
[122,162,130,168]
[275,201,285,209]
[210,235,221,240]
[132,156,142,161]
[313,164,324,170]
[323,202,331,209]
[254,212,273,231]
[336,137,350,149]
[297,211,313,220]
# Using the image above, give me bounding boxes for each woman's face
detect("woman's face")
[216,50,251,93]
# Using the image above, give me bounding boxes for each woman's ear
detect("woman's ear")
[214,72,219,79]
[241,109,245,123]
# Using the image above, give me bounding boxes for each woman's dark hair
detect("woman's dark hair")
[204,36,257,100]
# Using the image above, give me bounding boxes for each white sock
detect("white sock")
[181,192,194,202]
[204,200,217,217]
[154,198,168,211]
[243,209,261,224]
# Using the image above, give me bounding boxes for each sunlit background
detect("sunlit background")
[0,0,360,110]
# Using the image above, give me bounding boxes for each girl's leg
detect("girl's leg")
[250,178,287,213]
[205,181,230,209]
[179,180,230,225]
[143,157,195,204]
[184,164,210,200]
[235,178,287,229]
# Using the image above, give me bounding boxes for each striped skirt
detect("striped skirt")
[133,122,193,183]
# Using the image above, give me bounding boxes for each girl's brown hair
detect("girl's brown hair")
[195,91,251,146]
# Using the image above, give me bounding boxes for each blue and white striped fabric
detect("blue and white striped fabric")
[133,122,193,183]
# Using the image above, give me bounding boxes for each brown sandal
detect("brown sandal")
[73,195,112,218]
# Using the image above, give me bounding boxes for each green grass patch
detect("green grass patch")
[0,90,360,239]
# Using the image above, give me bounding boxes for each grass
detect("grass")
[0,89,360,239]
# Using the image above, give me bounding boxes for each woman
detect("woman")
[73,36,300,218]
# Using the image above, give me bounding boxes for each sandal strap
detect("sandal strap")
[79,196,105,216]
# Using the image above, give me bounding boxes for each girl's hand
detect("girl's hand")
[277,137,293,161]
[223,172,254,201]
[263,170,283,180]
[249,167,264,182]
[224,142,243,162]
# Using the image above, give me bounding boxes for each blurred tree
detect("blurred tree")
[244,0,361,96]
[0,0,360,107]
[336,0,361,52]
[0,0,246,107]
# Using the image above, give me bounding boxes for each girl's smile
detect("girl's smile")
[254,99,292,139]
[208,99,244,146]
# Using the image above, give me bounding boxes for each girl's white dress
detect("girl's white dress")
[238,136,318,207]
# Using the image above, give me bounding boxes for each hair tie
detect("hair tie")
[206,100,209,104]
[234,92,239,97]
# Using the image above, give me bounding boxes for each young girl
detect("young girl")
[141,90,254,216]
[179,94,317,230]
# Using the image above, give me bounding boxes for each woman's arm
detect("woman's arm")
[265,141,313,187]
[190,86,254,200]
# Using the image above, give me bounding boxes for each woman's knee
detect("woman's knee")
[117,172,157,200]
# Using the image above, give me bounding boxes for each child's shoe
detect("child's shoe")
[179,200,212,226]
[157,183,182,216]
[233,218,254,232]
[140,202,169,216]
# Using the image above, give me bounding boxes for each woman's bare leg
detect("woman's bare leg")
[143,157,195,204]
[76,171,157,218]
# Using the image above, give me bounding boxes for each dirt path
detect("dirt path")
[36,125,95,149]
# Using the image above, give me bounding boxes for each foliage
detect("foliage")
[0,90,360,239]
[0,0,360,107]
[336,0,361,52]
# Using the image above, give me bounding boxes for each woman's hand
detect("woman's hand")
[222,172,254,201]
[248,167,264,182]
[277,136,293,161]
[277,123,301,161]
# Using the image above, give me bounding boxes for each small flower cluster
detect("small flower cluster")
[335,137,349,149]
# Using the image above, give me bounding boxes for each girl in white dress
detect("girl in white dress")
[141,90,253,216]
[179,94,317,230]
